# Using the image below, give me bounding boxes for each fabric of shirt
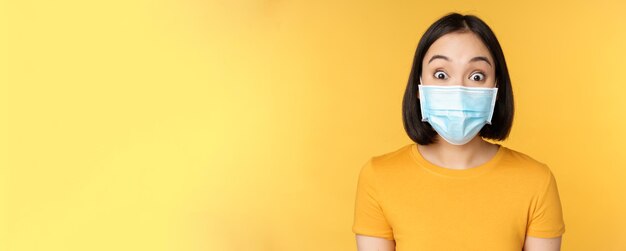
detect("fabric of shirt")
[352,143,566,250]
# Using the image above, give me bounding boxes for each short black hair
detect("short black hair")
[402,12,514,145]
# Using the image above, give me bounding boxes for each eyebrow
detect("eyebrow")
[428,54,492,67]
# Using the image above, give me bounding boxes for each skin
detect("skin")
[356,30,562,251]
[355,235,395,251]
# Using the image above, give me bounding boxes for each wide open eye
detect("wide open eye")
[469,72,485,81]
[433,70,448,80]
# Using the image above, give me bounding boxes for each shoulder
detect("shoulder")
[356,144,416,184]
[499,146,556,187]
[368,144,414,170]
[501,146,551,171]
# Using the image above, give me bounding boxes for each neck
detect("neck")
[417,135,499,170]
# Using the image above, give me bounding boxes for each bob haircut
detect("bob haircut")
[402,13,514,145]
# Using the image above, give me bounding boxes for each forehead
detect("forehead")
[423,31,492,63]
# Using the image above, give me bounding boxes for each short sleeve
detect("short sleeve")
[526,168,566,238]
[351,158,394,240]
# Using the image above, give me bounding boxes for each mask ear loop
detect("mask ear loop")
[494,79,499,101]
[416,76,428,122]
[417,76,422,100]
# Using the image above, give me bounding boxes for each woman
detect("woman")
[352,13,565,250]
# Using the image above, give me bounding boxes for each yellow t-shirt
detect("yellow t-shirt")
[352,143,565,250]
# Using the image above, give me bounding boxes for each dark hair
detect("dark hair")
[402,13,514,145]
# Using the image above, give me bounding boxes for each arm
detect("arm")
[524,168,565,251]
[355,234,395,251]
[523,235,562,251]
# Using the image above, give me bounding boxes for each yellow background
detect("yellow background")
[2,0,625,250]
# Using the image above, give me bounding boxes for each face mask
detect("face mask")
[418,78,498,145]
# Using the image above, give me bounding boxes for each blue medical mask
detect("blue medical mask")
[419,78,498,145]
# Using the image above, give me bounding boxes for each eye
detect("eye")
[469,72,485,81]
[433,70,448,80]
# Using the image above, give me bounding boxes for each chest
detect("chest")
[381,176,532,250]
